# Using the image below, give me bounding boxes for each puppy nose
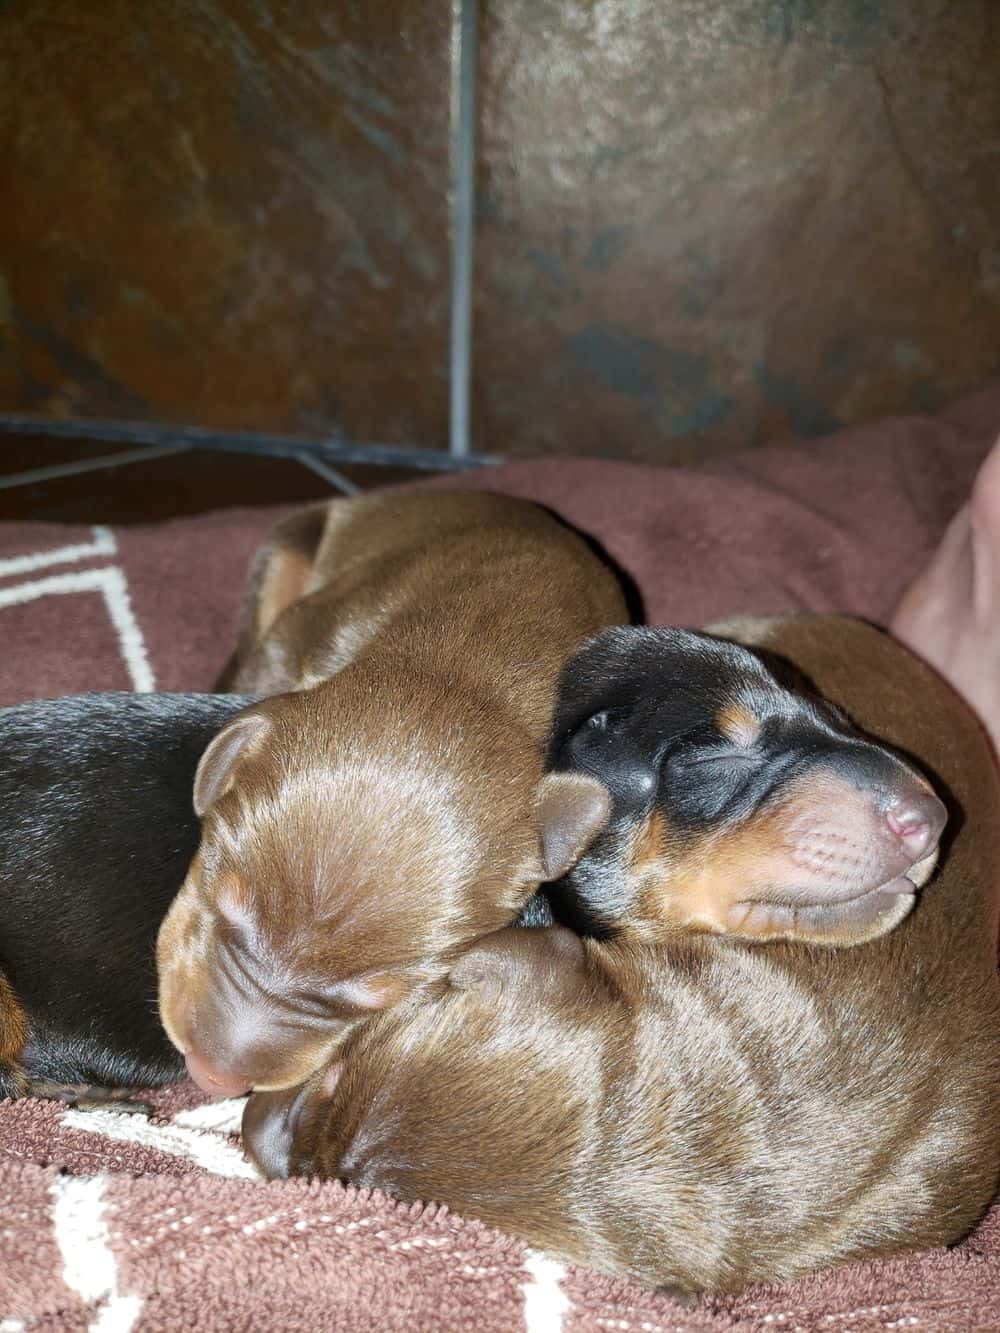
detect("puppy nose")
[184,1049,251,1098]
[884,791,947,862]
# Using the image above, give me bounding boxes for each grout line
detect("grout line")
[449,0,479,459]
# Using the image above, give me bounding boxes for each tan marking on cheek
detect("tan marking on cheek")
[633,771,902,941]
[215,871,254,928]
[631,807,795,937]
[252,1033,348,1094]
[629,809,668,875]
[335,972,413,1012]
[676,815,792,931]
[715,703,761,748]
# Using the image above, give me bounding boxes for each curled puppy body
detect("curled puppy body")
[544,625,947,947]
[244,618,1000,1292]
[0,692,251,1103]
[157,493,627,1097]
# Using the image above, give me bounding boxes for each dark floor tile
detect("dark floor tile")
[0,437,421,524]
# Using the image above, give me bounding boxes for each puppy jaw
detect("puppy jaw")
[627,768,944,947]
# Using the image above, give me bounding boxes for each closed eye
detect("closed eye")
[666,749,768,823]
[668,745,761,770]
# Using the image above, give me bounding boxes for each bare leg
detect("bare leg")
[892,434,1000,757]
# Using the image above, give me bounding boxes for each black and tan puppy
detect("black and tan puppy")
[0,691,250,1103]
[542,625,945,945]
[244,619,999,1293]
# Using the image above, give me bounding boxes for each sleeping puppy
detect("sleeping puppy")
[0,692,251,1103]
[157,493,627,1098]
[542,625,946,945]
[243,618,1000,1293]
[159,500,938,1102]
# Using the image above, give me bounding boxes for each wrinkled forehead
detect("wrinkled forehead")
[614,631,825,733]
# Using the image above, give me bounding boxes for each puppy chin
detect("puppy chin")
[722,874,918,946]
[906,845,939,890]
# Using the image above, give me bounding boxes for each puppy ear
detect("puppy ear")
[449,926,586,998]
[242,1074,329,1181]
[537,771,612,880]
[193,712,271,817]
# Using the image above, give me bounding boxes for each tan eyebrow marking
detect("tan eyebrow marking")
[715,704,761,748]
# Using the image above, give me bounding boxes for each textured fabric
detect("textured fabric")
[2,386,1000,1329]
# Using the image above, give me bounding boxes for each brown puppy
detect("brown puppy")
[157,492,626,1097]
[244,617,1000,1294]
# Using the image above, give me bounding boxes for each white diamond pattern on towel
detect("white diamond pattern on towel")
[522,1249,569,1333]
[0,562,155,692]
[0,525,117,580]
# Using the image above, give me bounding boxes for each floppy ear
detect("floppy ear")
[193,712,271,817]
[449,927,587,1005]
[537,771,612,880]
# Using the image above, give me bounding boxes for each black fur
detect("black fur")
[0,692,252,1094]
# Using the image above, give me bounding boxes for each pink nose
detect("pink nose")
[184,1049,251,1098]
[885,792,947,862]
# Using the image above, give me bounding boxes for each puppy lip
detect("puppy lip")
[754,860,932,914]
[805,874,918,908]
[871,874,917,899]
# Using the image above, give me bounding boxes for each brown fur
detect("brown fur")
[215,504,328,692]
[714,702,761,747]
[0,972,28,1098]
[244,616,1000,1292]
[158,492,625,1091]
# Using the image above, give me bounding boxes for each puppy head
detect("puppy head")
[547,627,946,947]
[242,923,593,1184]
[158,681,609,1096]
